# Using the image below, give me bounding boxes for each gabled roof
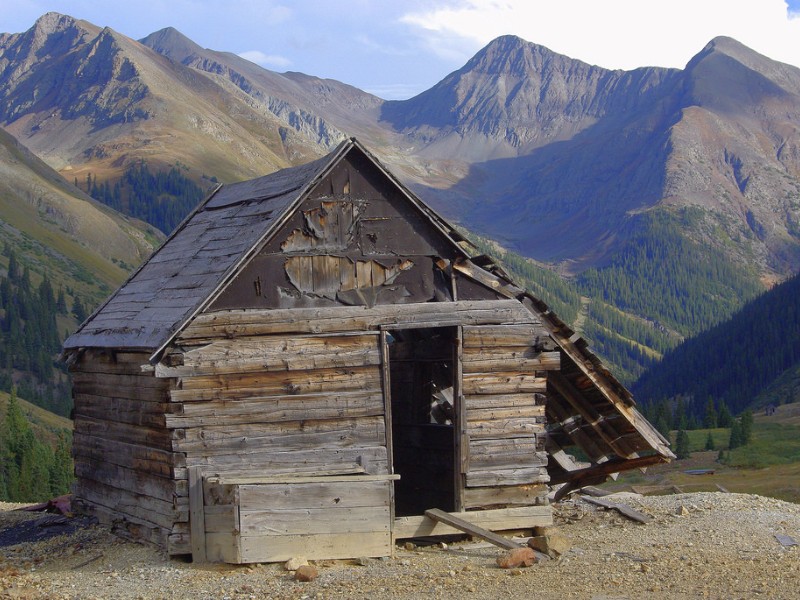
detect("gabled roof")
[64,139,467,355]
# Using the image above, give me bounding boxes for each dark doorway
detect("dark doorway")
[386,327,458,517]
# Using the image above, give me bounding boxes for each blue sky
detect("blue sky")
[2,1,800,100]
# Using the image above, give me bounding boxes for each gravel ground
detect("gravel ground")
[1,492,799,600]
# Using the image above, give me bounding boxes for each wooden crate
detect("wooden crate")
[195,472,398,563]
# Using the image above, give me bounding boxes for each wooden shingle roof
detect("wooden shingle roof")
[64,154,333,352]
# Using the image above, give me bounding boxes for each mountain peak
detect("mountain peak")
[464,35,574,77]
[139,26,204,63]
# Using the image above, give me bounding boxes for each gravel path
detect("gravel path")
[1,492,799,599]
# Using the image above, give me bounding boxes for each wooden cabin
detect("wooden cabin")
[63,138,672,563]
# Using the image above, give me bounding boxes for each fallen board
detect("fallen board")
[580,496,652,524]
[424,508,522,550]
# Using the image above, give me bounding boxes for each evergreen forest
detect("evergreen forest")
[0,390,73,502]
[0,244,73,416]
[83,161,209,235]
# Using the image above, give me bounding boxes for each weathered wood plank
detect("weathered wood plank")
[469,439,547,470]
[73,480,186,528]
[74,416,172,450]
[172,416,386,454]
[157,334,381,378]
[179,300,535,340]
[239,531,391,563]
[462,374,546,395]
[237,478,392,510]
[189,467,206,563]
[239,506,391,535]
[184,446,389,476]
[464,393,545,410]
[394,505,552,539]
[165,391,384,429]
[580,495,652,523]
[461,352,560,372]
[171,365,381,400]
[462,324,546,347]
[423,508,521,549]
[463,484,549,510]
[466,405,545,422]
[466,417,545,439]
[72,432,184,477]
[75,459,185,502]
[465,466,549,487]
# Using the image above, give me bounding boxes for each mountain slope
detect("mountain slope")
[0,13,320,185]
[632,270,800,415]
[0,126,159,304]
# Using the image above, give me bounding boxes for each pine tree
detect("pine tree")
[703,397,718,429]
[729,419,744,450]
[740,410,754,444]
[704,431,716,451]
[72,296,87,322]
[49,433,73,496]
[718,403,734,428]
[675,429,691,459]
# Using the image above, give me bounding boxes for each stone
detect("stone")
[528,533,572,557]
[284,557,308,571]
[294,565,318,582]
[676,505,690,516]
[496,547,538,569]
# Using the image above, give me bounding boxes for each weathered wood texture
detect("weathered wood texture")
[394,505,552,539]
[177,300,535,341]
[202,475,395,563]
[70,351,185,547]
[461,325,553,506]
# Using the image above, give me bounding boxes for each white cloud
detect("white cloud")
[400,0,800,70]
[238,50,292,69]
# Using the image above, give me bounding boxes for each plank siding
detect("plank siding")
[461,325,551,497]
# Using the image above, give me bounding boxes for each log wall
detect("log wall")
[70,350,186,552]
[461,324,557,509]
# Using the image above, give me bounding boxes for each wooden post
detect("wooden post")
[380,330,396,551]
[188,466,207,563]
[453,325,465,512]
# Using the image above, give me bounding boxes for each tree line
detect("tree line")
[633,269,800,417]
[81,161,209,235]
[1,245,73,416]
[0,390,73,502]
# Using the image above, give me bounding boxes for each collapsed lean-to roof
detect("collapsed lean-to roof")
[65,137,673,489]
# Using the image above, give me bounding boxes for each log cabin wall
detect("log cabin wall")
[69,350,188,553]
[461,324,557,510]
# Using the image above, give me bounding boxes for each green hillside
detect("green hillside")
[632,270,800,416]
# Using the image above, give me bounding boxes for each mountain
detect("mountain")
[0,126,159,304]
[3,14,800,385]
[632,270,800,416]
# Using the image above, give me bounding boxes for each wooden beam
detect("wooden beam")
[188,466,207,563]
[423,508,522,550]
